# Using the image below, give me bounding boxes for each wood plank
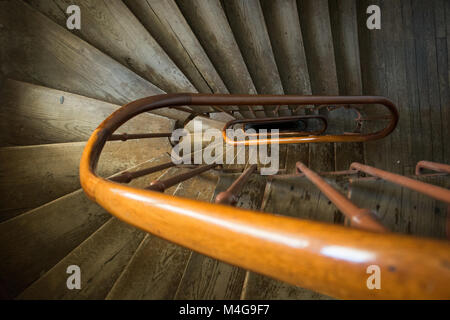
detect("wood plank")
[124,0,227,96]
[0,0,187,121]
[26,0,199,97]
[349,175,449,240]
[0,79,175,146]
[106,170,219,299]
[174,173,266,299]
[411,0,444,165]
[328,0,365,170]
[297,0,337,172]
[260,0,311,168]
[0,155,172,299]
[176,0,263,118]
[356,0,448,175]
[18,217,146,299]
[222,0,285,116]
[437,0,450,163]
[122,0,234,118]
[260,0,311,98]
[242,176,344,299]
[0,137,172,219]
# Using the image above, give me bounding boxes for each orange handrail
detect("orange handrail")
[80,94,450,299]
[217,95,399,146]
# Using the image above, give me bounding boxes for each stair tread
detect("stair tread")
[0,79,175,146]
[0,155,173,299]
[174,173,266,300]
[124,0,228,96]
[106,169,219,300]
[0,138,171,219]
[242,175,336,300]
[26,0,215,115]
[223,0,286,117]
[18,217,145,300]
[349,175,450,239]
[297,0,339,172]
[0,0,187,121]
[262,176,346,223]
[177,0,262,118]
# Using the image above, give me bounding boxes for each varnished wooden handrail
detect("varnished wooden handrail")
[80,94,450,299]
[218,95,398,146]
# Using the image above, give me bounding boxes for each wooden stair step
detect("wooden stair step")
[0,155,172,299]
[262,176,347,222]
[0,0,187,122]
[174,173,266,299]
[328,0,364,170]
[124,0,228,96]
[297,0,339,172]
[0,79,175,146]
[348,175,450,240]
[223,0,286,117]
[0,138,171,219]
[27,0,215,114]
[18,217,145,300]
[106,170,219,299]
[176,0,263,118]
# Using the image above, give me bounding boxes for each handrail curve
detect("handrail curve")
[80,94,450,299]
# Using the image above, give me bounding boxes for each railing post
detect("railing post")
[215,164,257,206]
[350,162,450,204]
[147,164,217,192]
[110,161,176,183]
[415,160,450,176]
[296,162,387,233]
[109,132,172,141]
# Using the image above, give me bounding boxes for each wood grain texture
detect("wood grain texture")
[261,0,312,169]
[222,0,285,116]
[0,155,172,299]
[0,0,187,121]
[25,0,198,96]
[328,0,365,170]
[124,0,228,96]
[106,170,219,299]
[357,0,449,174]
[18,218,145,299]
[349,175,449,240]
[0,79,175,146]
[0,137,171,219]
[175,173,266,300]
[297,0,337,172]
[176,0,263,118]
[260,0,311,98]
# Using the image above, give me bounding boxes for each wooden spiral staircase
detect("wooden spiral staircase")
[0,0,449,300]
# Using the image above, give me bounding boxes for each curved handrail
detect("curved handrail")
[224,115,328,138]
[219,95,399,145]
[80,94,450,299]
